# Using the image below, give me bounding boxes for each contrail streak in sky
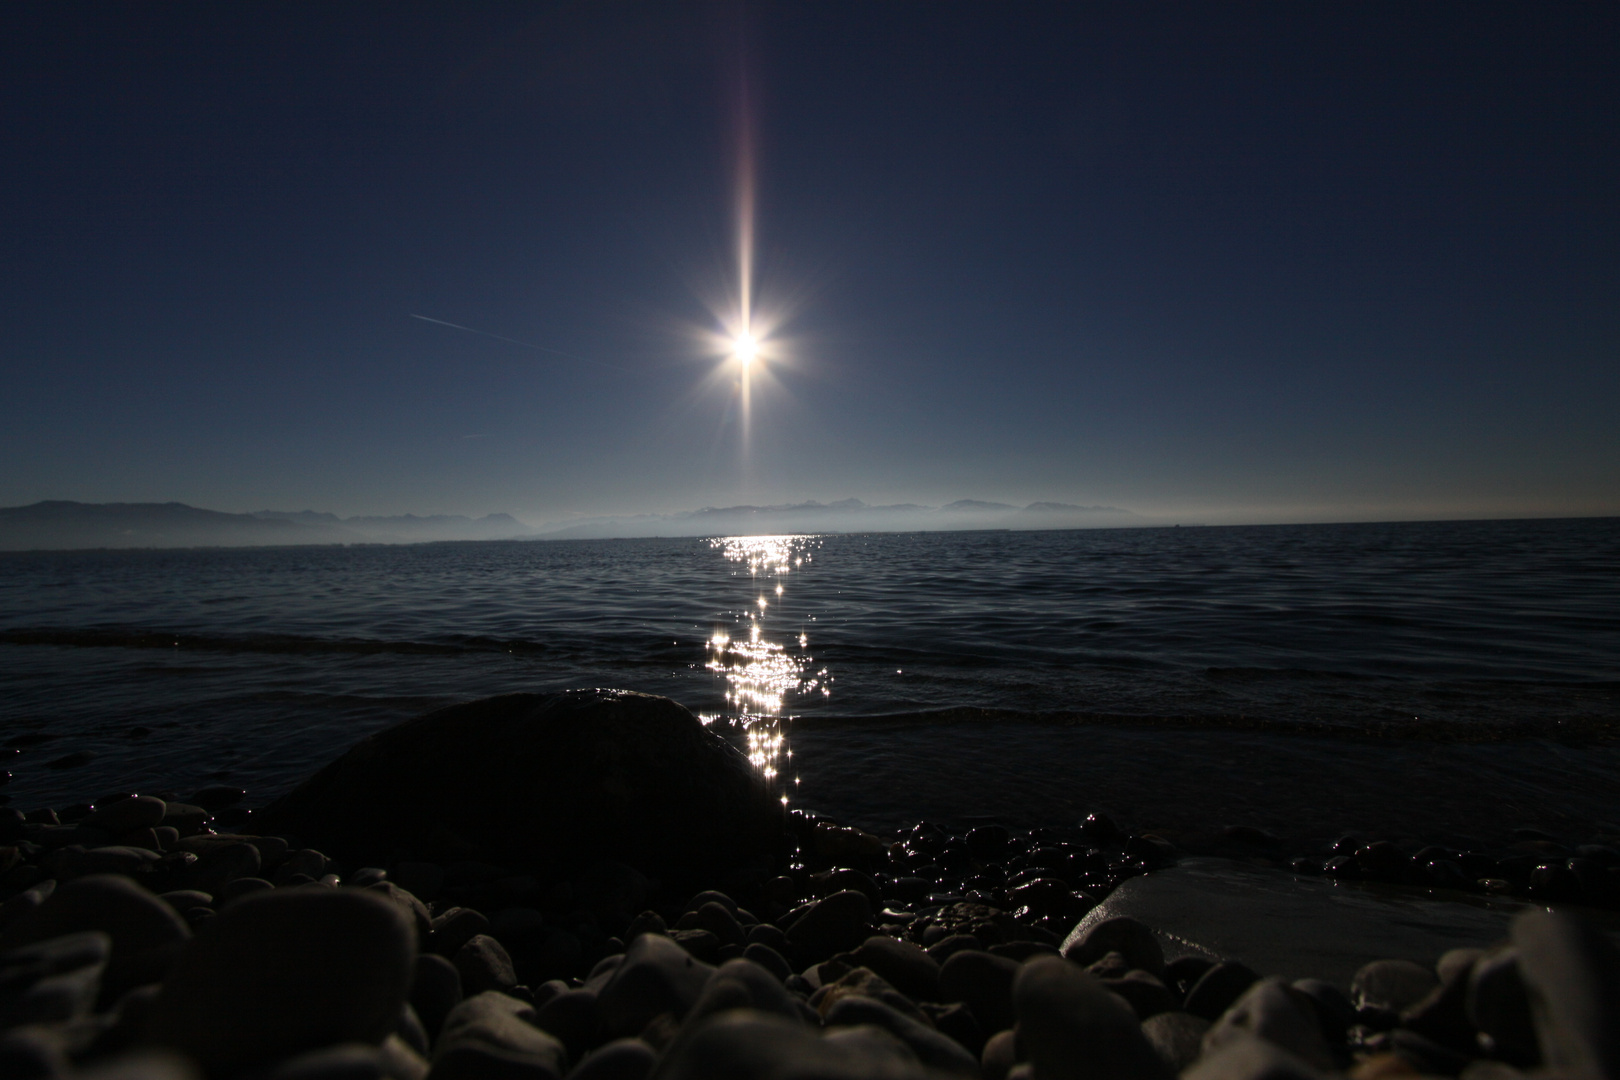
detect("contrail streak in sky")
[409,314,610,366]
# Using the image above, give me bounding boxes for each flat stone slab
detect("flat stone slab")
[1066,857,1534,987]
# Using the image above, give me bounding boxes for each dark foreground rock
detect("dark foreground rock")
[257,690,782,882]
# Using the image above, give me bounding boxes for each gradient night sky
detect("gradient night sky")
[3,3,1616,526]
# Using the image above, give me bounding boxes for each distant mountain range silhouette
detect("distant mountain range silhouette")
[0,498,1136,551]
[0,501,531,551]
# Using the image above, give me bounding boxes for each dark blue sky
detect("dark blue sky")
[4,2,1616,525]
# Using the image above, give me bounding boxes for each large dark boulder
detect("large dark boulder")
[259,689,782,880]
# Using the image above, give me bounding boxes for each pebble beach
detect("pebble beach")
[2,689,1617,1080]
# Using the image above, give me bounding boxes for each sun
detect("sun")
[733,331,759,367]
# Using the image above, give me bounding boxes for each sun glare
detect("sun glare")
[733,332,758,367]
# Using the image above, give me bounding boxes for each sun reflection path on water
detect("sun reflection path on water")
[702,535,825,803]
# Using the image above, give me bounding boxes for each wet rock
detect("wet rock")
[824,995,981,1076]
[813,966,929,1023]
[83,797,167,835]
[563,1038,656,1080]
[430,991,567,1080]
[1061,916,1164,976]
[1467,948,1537,1065]
[410,953,463,1041]
[941,950,1022,1038]
[430,909,491,958]
[966,826,1011,862]
[1351,959,1439,1015]
[594,931,715,1040]
[145,885,415,1075]
[846,935,941,1003]
[1185,962,1263,1022]
[786,890,872,966]
[0,874,188,1002]
[1183,1031,1332,1080]
[1202,978,1333,1070]
[259,690,781,883]
[453,934,518,995]
[742,942,792,983]
[1511,907,1620,1080]
[815,868,882,907]
[1142,1011,1210,1074]
[1012,956,1170,1080]
[183,841,262,895]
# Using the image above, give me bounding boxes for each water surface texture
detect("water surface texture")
[2,518,1617,841]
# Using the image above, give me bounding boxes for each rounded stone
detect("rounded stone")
[1013,956,1170,1080]
[940,949,1022,1034]
[144,885,416,1075]
[410,953,463,1041]
[564,1038,656,1080]
[1061,916,1164,975]
[431,991,567,1080]
[595,931,715,1040]
[83,796,168,835]
[1142,1012,1211,1074]
[847,935,941,1003]
[0,873,189,999]
[258,690,781,883]
[784,890,873,966]
[453,934,517,995]
[1351,959,1440,1014]
[1184,962,1261,1022]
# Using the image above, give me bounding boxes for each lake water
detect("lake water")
[2,518,1617,848]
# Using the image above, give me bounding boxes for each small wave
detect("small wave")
[783,704,1620,745]
[0,627,549,658]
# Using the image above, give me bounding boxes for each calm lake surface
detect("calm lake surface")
[3,518,1618,846]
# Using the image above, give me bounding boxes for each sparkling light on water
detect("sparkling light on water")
[706,534,822,798]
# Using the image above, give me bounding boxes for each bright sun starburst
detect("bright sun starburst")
[733,332,758,367]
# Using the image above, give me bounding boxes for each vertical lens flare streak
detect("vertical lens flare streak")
[733,71,758,463]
